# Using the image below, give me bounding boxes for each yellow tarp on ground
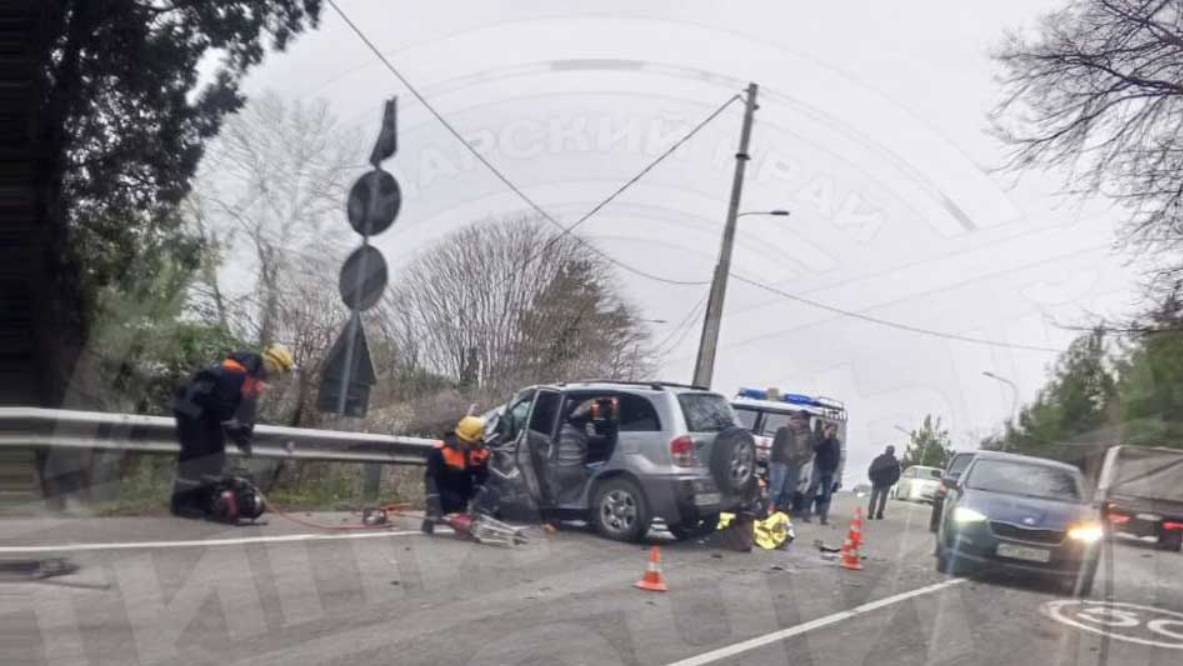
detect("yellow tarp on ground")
[717,511,795,549]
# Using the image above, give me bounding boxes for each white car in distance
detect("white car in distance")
[893,465,943,503]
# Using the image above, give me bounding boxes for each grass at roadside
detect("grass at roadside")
[89,454,425,516]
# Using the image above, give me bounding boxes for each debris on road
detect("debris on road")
[0,557,78,581]
[361,507,388,525]
[814,539,841,553]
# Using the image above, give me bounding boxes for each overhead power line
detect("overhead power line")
[653,290,710,355]
[327,0,1065,356]
[729,274,1064,353]
[327,0,722,286]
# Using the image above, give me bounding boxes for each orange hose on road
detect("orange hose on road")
[262,495,419,532]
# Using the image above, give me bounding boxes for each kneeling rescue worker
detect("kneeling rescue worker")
[422,416,490,534]
[170,344,295,519]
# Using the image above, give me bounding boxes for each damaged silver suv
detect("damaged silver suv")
[484,381,758,542]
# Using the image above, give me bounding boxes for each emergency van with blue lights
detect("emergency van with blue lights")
[731,387,847,494]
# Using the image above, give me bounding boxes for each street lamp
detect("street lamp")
[737,209,791,218]
[983,371,1019,452]
[692,208,792,387]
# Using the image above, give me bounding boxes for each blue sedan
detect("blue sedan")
[935,451,1102,596]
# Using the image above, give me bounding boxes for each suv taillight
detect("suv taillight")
[1106,512,1131,525]
[670,435,696,466]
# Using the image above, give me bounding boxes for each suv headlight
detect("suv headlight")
[952,506,988,523]
[1068,522,1104,543]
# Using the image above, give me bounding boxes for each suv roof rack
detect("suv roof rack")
[561,379,711,391]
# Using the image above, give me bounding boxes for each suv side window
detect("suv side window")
[678,392,738,432]
[618,394,661,432]
[947,453,973,476]
[497,389,536,441]
[733,406,759,431]
[529,391,562,437]
[761,411,792,436]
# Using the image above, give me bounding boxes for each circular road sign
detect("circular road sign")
[347,170,401,236]
[338,245,388,311]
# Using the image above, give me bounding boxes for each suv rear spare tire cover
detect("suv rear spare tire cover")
[711,427,757,497]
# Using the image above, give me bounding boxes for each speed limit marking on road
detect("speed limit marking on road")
[1042,600,1183,649]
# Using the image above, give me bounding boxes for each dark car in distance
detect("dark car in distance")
[1096,445,1183,552]
[935,451,1102,595]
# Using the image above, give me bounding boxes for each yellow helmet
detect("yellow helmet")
[455,416,486,444]
[262,344,296,375]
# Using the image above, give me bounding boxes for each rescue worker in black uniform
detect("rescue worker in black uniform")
[422,416,491,534]
[170,344,295,518]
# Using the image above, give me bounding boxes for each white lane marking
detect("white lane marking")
[1043,600,1183,649]
[665,578,967,666]
[1148,619,1183,642]
[0,530,424,554]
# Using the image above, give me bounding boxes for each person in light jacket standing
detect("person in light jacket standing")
[867,445,901,520]
[769,411,815,514]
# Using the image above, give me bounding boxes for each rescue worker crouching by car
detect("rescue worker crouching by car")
[422,416,492,534]
[170,344,296,519]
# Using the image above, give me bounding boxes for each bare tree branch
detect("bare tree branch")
[384,216,655,397]
[993,0,1183,285]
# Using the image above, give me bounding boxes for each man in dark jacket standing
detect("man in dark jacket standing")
[803,422,842,524]
[867,445,901,520]
[769,411,814,514]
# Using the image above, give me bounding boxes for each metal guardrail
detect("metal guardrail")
[0,407,436,465]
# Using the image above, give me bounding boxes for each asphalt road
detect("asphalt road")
[2,494,1181,665]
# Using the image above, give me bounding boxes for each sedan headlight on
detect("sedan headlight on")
[952,506,988,523]
[1068,522,1104,543]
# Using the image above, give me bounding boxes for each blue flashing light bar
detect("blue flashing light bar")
[737,387,843,411]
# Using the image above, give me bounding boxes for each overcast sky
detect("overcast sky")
[232,0,1143,480]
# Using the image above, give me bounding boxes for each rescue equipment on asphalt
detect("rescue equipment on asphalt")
[441,512,529,547]
[206,475,266,524]
[634,546,668,592]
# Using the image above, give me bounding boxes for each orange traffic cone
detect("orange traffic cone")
[840,536,863,571]
[850,508,864,550]
[634,546,669,592]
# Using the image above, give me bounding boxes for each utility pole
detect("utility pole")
[693,82,759,388]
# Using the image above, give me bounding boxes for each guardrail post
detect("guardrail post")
[362,463,381,501]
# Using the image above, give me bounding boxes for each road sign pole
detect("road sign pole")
[336,229,371,416]
[335,311,358,414]
[320,98,398,418]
